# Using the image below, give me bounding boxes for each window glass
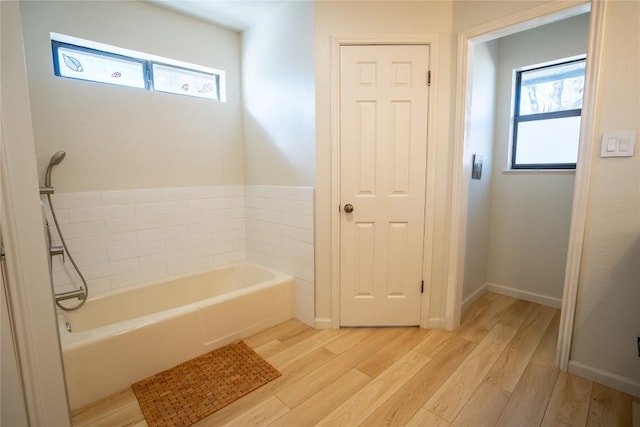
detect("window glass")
[518,60,585,115]
[151,64,218,100]
[515,116,581,165]
[55,45,146,89]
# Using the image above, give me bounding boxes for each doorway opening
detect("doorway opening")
[449,0,606,371]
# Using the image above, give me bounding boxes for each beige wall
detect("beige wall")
[314,0,454,324]
[20,1,244,192]
[242,2,315,186]
[571,0,640,390]
[487,13,589,302]
[463,40,497,303]
[452,0,561,32]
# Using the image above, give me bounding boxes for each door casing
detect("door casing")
[330,36,440,329]
[1,1,71,422]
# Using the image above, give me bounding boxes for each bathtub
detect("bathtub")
[58,263,294,410]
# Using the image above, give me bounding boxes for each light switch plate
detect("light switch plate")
[600,131,636,157]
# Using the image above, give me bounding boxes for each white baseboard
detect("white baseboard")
[315,317,333,329]
[569,360,640,398]
[425,317,445,329]
[486,282,562,309]
[462,283,488,315]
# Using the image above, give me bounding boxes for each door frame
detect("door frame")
[447,0,606,371]
[330,36,440,329]
[1,1,71,423]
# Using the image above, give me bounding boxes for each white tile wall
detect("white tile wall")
[245,185,315,326]
[44,184,315,326]
[44,185,245,296]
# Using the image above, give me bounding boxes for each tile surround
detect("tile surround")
[245,185,315,326]
[44,185,315,326]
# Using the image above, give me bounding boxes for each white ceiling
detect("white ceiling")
[147,0,285,32]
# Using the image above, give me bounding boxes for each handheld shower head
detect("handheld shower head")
[44,150,66,188]
[49,150,66,166]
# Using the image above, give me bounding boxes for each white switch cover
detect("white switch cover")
[601,131,636,157]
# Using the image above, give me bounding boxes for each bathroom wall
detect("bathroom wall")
[242,1,316,187]
[452,1,552,32]
[486,14,589,305]
[245,186,315,326]
[570,0,640,395]
[20,1,244,191]
[45,186,246,298]
[22,1,316,326]
[240,2,316,325]
[45,184,316,325]
[462,40,497,308]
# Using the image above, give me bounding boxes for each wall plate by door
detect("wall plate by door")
[600,131,636,157]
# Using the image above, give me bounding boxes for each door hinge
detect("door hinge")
[421,280,424,293]
[427,70,432,87]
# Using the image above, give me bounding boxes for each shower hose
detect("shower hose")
[47,193,88,311]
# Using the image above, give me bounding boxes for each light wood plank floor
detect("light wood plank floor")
[71,293,637,426]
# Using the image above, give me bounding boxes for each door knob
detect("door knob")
[344,204,354,213]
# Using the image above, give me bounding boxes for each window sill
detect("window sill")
[502,169,576,175]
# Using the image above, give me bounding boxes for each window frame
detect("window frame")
[52,40,150,90]
[511,57,586,170]
[51,38,223,102]
[150,61,220,100]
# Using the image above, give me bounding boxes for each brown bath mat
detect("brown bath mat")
[131,340,281,427]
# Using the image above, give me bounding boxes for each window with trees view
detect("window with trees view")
[512,57,586,169]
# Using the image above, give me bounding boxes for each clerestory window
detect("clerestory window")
[51,35,224,102]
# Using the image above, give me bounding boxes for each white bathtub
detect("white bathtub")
[58,263,294,410]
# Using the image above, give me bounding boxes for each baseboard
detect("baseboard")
[315,317,333,329]
[569,361,640,398]
[486,282,562,309]
[462,283,488,316]
[425,317,445,329]
[316,284,559,330]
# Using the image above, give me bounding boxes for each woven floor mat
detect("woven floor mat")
[131,340,281,427]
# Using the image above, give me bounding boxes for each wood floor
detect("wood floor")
[71,293,637,426]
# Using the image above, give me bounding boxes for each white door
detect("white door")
[339,44,430,326]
